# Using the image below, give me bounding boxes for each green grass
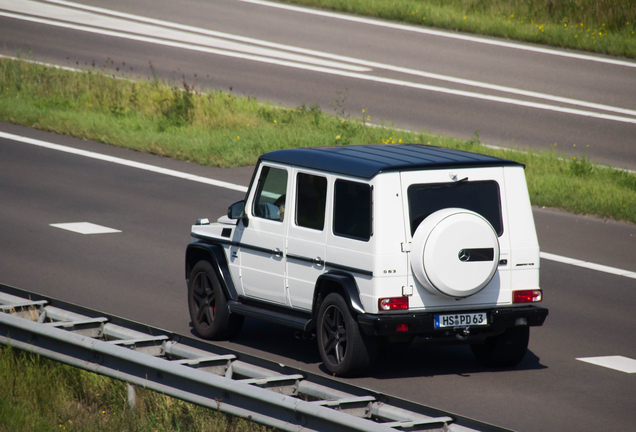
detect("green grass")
[0,345,271,432]
[1,57,635,223]
[285,0,636,58]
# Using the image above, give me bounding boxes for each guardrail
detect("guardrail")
[0,283,511,432]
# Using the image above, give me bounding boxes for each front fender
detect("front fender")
[185,242,238,300]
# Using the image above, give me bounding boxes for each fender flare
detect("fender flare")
[185,242,238,301]
[312,271,365,319]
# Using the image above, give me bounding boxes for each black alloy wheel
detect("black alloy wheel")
[188,260,243,340]
[317,293,377,377]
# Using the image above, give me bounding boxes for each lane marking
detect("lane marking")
[0,11,371,75]
[36,0,636,118]
[0,1,370,73]
[3,130,634,278]
[3,52,636,176]
[238,0,636,69]
[3,12,636,125]
[0,131,249,193]
[540,252,636,280]
[1,1,634,123]
[577,356,636,373]
[51,222,121,234]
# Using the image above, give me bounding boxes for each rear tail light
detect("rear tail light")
[513,289,543,303]
[379,296,409,311]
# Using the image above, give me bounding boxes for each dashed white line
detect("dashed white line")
[2,130,634,279]
[577,356,636,373]
[51,222,121,234]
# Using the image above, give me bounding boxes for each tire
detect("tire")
[470,326,529,368]
[188,260,243,340]
[317,293,377,377]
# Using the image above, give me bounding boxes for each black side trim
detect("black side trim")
[192,233,236,247]
[185,243,238,300]
[191,233,281,257]
[357,306,548,337]
[228,299,314,332]
[287,254,324,266]
[324,262,372,277]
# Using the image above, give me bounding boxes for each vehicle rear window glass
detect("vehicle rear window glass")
[252,166,288,222]
[334,180,372,241]
[296,173,327,230]
[407,180,503,236]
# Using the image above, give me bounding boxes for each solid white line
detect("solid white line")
[0,131,248,193]
[238,0,636,69]
[4,2,636,122]
[2,130,634,278]
[4,11,636,125]
[37,0,636,118]
[577,356,636,373]
[0,7,370,73]
[540,252,636,279]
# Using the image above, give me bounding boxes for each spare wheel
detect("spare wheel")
[411,208,500,298]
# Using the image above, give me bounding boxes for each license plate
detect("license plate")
[434,312,488,328]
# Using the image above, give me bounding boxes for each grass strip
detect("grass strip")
[285,0,636,59]
[0,345,271,432]
[1,57,635,223]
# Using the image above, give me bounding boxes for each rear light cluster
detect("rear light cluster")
[513,289,543,303]
[378,296,409,311]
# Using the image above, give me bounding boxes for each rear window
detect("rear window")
[407,180,503,236]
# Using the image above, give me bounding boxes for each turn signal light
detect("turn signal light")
[379,296,409,311]
[513,289,543,303]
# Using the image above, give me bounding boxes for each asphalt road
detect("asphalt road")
[1,124,635,431]
[1,0,635,169]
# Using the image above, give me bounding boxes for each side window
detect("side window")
[333,179,372,241]
[296,173,327,230]
[252,166,288,221]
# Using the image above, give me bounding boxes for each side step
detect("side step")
[228,300,314,332]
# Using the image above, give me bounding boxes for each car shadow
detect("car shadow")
[362,342,547,380]
[191,318,547,378]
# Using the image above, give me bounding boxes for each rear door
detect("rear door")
[399,168,511,306]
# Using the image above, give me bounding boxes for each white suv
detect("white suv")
[186,144,548,376]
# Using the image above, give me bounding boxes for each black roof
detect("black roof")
[260,144,523,179]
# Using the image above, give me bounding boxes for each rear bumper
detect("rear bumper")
[357,305,548,337]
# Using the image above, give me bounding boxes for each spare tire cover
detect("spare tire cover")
[411,208,500,298]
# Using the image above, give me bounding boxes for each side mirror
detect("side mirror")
[228,200,248,227]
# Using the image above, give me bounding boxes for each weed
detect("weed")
[0,346,272,432]
[570,156,594,177]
